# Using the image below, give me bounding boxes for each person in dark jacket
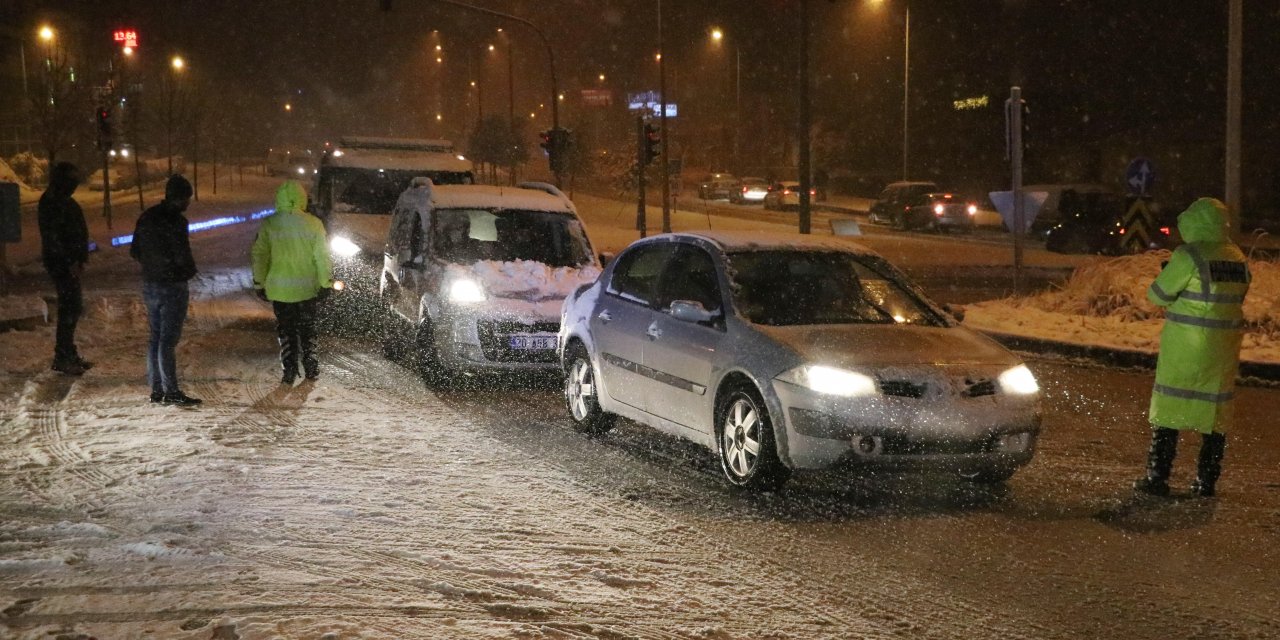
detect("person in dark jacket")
[37,162,91,375]
[130,175,201,405]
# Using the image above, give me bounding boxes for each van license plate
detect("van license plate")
[509,335,557,350]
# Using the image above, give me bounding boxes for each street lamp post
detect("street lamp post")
[709,27,741,173]
[167,55,184,175]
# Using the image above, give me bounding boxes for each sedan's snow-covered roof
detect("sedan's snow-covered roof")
[429,184,575,214]
[669,230,875,255]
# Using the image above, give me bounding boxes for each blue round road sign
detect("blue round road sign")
[1125,157,1156,196]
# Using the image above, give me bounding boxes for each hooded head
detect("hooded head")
[275,180,308,215]
[1177,197,1229,244]
[165,174,194,211]
[47,161,81,197]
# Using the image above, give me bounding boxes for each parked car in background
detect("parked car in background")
[870,182,976,232]
[558,231,1042,490]
[730,177,769,204]
[762,181,816,211]
[1022,183,1116,237]
[266,148,316,178]
[697,173,738,200]
[380,180,600,384]
[1043,191,1173,254]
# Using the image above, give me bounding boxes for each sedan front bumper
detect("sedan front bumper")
[772,379,1041,473]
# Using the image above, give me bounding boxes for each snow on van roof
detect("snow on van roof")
[337,136,454,152]
[669,230,876,255]
[324,147,472,173]
[429,184,575,214]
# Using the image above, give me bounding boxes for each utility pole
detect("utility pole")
[1225,0,1242,233]
[636,116,647,238]
[797,0,812,234]
[658,0,671,233]
[902,5,910,181]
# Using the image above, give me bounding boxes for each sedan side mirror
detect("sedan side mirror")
[942,303,965,323]
[669,300,718,324]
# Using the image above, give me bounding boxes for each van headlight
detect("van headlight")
[329,235,361,258]
[778,365,877,397]
[447,278,486,304]
[998,364,1040,395]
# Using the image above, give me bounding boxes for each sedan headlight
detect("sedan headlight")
[447,278,486,304]
[778,365,877,397]
[329,235,361,258]
[998,364,1040,395]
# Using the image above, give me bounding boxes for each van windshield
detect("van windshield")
[432,208,593,268]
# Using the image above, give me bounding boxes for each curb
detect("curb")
[980,329,1280,384]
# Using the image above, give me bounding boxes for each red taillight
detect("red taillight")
[810,189,816,195]
[1159,226,1171,235]
[1119,228,1126,235]
[904,205,911,211]
[742,187,748,193]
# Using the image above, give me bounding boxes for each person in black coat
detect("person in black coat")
[130,175,201,405]
[37,162,91,375]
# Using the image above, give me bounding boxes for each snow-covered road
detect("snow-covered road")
[3,190,1279,639]
[3,267,1279,638]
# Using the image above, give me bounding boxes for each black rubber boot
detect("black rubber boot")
[1191,432,1226,498]
[1133,427,1178,496]
[279,331,300,385]
[300,326,319,380]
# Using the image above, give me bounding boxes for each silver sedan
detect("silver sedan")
[558,231,1042,490]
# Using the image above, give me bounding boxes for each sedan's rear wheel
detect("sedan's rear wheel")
[717,389,790,491]
[565,345,616,434]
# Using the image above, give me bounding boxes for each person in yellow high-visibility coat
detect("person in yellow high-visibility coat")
[1135,198,1251,498]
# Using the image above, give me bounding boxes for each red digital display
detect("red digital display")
[112,29,139,48]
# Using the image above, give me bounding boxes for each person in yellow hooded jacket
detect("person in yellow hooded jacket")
[252,180,334,384]
[1135,197,1251,498]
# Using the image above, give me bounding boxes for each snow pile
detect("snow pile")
[966,251,1280,363]
[0,155,41,202]
[456,259,600,302]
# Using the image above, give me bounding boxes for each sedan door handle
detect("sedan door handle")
[646,322,663,340]
[597,309,613,323]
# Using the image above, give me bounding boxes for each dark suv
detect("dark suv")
[1044,192,1173,254]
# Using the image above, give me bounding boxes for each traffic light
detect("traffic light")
[641,123,660,166]
[95,106,114,149]
[539,129,553,156]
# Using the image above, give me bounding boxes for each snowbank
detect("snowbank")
[0,156,40,203]
[966,251,1280,364]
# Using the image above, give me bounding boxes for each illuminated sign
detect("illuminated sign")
[953,95,989,111]
[580,89,612,107]
[112,29,139,49]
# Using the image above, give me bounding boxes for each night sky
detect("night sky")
[3,0,1278,211]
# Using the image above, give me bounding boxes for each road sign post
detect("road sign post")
[635,116,647,238]
[1006,86,1026,293]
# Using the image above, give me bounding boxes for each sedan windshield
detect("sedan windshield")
[432,208,592,267]
[727,250,946,326]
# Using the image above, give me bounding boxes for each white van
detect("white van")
[379,180,601,382]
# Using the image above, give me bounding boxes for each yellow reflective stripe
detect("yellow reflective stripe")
[1154,383,1234,403]
[1165,312,1243,330]
[1149,282,1178,303]
[1180,290,1246,304]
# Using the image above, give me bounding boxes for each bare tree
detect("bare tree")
[28,46,91,165]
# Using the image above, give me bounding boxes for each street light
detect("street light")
[709,26,741,172]
[166,55,185,173]
[38,26,54,42]
[871,0,910,180]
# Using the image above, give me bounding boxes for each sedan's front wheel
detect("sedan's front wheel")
[565,346,616,435]
[717,389,790,491]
